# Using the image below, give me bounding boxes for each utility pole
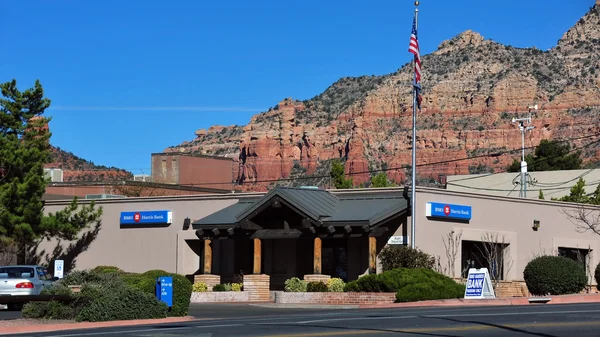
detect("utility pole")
[512,105,536,198]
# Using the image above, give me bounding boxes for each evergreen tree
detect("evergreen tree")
[370,172,397,188]
[508,139,582,172]
[538,190,545,200]
[330,159,353,189]
[553,178,589,204]
[0,79,102,264]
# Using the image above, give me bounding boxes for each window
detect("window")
[37,267,53,280]
[461,240,508,281]
[0,267,35,278]
[558,247,590,273]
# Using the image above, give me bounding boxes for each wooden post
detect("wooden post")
[313,237,322,274]
[369,236,377,274]
[203,239,212,274]
[253,238,262,274]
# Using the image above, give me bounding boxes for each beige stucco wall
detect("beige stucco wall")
[39,193,262,275]
[38,187,600,285]
[398,187,600,283]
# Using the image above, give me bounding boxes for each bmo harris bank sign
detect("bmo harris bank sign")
[120,210,172,225]
[426,202,472,221]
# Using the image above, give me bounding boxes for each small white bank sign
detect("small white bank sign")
[464,268,495,299]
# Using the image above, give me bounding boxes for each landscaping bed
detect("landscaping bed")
[21,266,192,322]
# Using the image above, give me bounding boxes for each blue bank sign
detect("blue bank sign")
[156,276,173,307]
[426,202,472,221]
[120,210,172,225]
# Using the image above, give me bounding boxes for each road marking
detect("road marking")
[293,308,600,324]
[259,320,600,337]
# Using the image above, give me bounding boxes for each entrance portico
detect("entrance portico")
[192,186,409,290]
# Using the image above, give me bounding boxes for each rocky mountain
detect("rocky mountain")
[166,4,600,192]
[46,146,132,182]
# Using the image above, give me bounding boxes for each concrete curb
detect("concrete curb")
[358,294,600,309]
[249,303,360,309]
[0,316,196,335]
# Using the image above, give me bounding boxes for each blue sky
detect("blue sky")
[0,0,595,175]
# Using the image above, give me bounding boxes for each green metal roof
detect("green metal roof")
[193,188,408,229]
[234,187,339,222]
[322,196,408,226]
[192,199,257,226]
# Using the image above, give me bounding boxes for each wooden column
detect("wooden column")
[203,239,212,274]
[313,237,322,274]
[369,236,377,274]
[253,238,262,274]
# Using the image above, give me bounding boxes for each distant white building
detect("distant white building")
[133,174,152,182]
[445,169,600,200]
[44,168,63,182]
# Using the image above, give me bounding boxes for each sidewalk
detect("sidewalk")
[0,316,197,335]
[359,293,600,308]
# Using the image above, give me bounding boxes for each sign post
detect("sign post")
[464,268,496,299]
[54,260,64,279]
[156,276,173,308]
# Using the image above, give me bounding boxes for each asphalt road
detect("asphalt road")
[4,302,600,336]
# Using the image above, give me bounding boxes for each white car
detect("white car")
[0,265,59,310]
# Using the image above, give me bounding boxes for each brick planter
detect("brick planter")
[243,274,270,302]
[190,291,249,303]
[272,291,397,305]
[194,274,221,292]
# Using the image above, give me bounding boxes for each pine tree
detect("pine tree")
[538,190,545,200]
[330,159,353,189]
[0,79,102,264]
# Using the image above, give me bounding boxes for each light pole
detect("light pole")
[512,106,536,198]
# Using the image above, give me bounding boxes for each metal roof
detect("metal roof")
[194,187,408,228]
[192,200,257,226]
[322,197,408,226]
[234,187,339,222]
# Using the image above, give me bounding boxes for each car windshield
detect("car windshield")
[0,267,35,278]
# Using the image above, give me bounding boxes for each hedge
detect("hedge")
[122,269,192,317]
[343,268,465,302]
[378,246,436,271]
[23,267,191,321]
[524,255,587,296]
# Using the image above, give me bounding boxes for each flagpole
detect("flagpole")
[410,1,419,249]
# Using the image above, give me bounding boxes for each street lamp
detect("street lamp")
[512,106,536,198]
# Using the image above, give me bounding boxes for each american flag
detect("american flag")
[408,13,422,110]
[408,14,421,85]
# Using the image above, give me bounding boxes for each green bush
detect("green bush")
[122,269,192,317]
[213,284,227,292]
[307,281,328,292]
[192,282,208,292]
[91,265,124,275]
[22,284,76,320]
[76,286,168,322]
[284,277,307,292]
[394,269,465,302]
[524,255,587,296]
[342,268,465,303]
[327,278,345,292]
[378,246,436,271]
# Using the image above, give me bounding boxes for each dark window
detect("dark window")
[558,247,590,273]
[461,240,507,281]
[0,267,35,278]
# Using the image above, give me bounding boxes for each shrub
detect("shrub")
[378,246,436,271]
[394,269,465,302]
[284,277,307,292]
[596,262,600,290]
[342,268,465,303]
[92,265,124,275]
[307,281,328,292]
[213,284,227,292]
[524,255,587,296]
[327,278,345,292]
[231,283,243,292]
[122,269,192,317]
[22,284,76,320]
[76,285,168,322]
[192,282,208,292]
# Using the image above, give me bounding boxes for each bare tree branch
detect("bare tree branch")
[442,230,462,278]
[560,206,600,236]
[477,232,514,289]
